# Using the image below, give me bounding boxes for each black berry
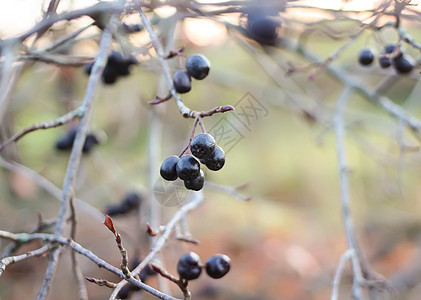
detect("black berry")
[121,23,142,34]
[358,48,374,66]
[173,70,192,94]
[379,44,396,68]
[55,128,99,154]
[205,254,231,279]
[121,192,142,211]
[393,55,413,74]
[190,133,216,159]
[107,51,124,66]
[379,56,391,68]
[246,8,280,45]
[385,44,396,54]
[102,65,119,84]
[204,145,225,171]
[184,170,205,191]
[104,204,128,216]
[55,128,77,150]
[82,134,99,153]
[177,252,202,280]
[105,192,142,217]
[160,155,179,181]
[176,155,200,180]
[118,55,138,76]
[185,54,210,80]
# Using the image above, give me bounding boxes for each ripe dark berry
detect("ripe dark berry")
[121,23,142,34]
[118,55,138,76]
[379,44,396,68]
[160,155,179,181]
[177,252,202,280]
[393,55,414,74]
[102,65,119,84]
[105,192,141,217]
[205,254,231,279]
[190,133,216,159]
[55,128,99,154]
[247,17,279,45]
[82,134,99,153]
[122,192,142,210]
[107,51,124,66]
[204,145,225,171]
[184,170,205,191]
[245,7,280,45]
[358,48,374,66]
[385,44,396,54]
[176,155,200,180]
[173,70,192,94]
[55,129,77,150]
[185,54,210,80]
[379,56,391,68]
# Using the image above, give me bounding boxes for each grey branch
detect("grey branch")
[0,231,180,300]
[0,107,84,152]
[0,244,53,276]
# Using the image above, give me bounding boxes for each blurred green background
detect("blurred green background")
[2,6,421,300]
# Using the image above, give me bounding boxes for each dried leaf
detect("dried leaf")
[103,214,117,236]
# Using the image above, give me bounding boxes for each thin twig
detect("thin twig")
[103,215,131,278]
[85,277,117,288]
[205,181,251,201]
[331,249,354,300]
[0,107,84,152]
[151,263,191,300]
[0,244,53,276]
[109,191,204,299]
[69,196,89,300]
[334,86,365,299]
[19,53,93,66]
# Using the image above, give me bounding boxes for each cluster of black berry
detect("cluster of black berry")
[55,127,99,154]
[177,252,231,281]
[84,51,137,84]
[160,133,225,191]
[104,192,142,216]
[358,45,414,74]
[173,54,210,94]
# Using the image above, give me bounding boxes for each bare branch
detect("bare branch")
[0,245,53,276]
[331,249,353,300]
[0,107,84,152]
